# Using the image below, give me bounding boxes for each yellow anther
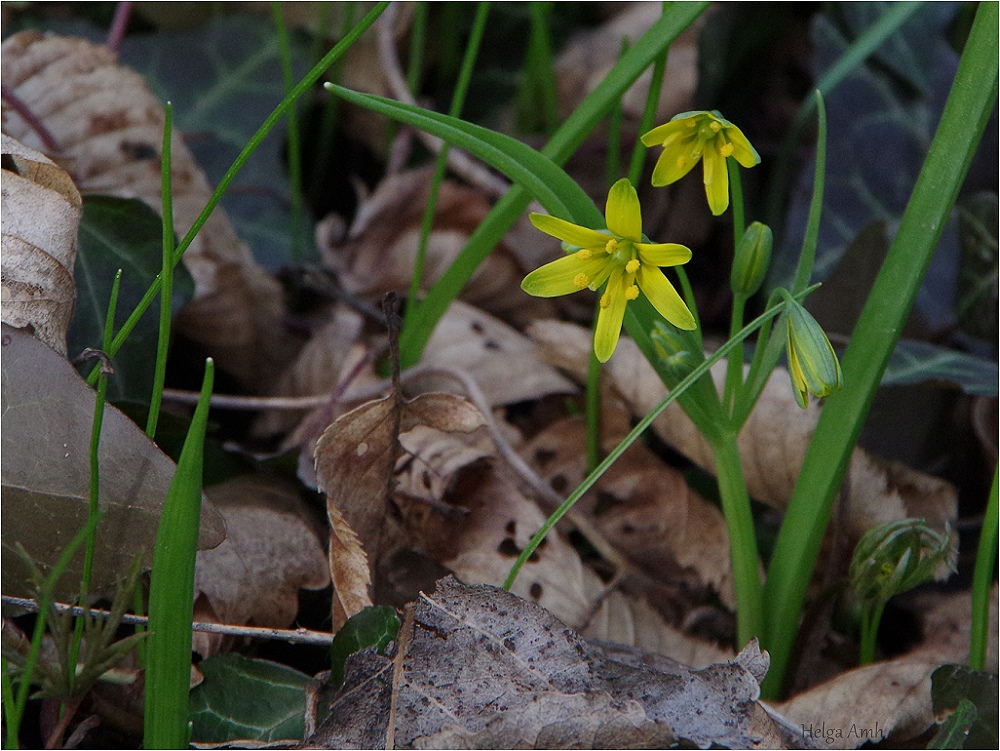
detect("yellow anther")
[599,293,611,309]
[709,120,722,133]
[605,238,619,253]
[625,285,640,300]
[575,249,593,259]
[625,259,640,274]
[573,273,589,289]
[719,142,734,157]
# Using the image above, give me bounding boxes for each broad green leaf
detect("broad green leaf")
[883,340,998,396]
[325,85,598,226]
[0,325,224,600]
[931,665,999,750]
[330,606,401,687]
[119,15,315,267]
[189,653,312,743]
[70,196,194,404]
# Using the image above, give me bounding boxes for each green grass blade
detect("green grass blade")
[144,359,215,749]
[761,1,998,698]
[969,465,998,671]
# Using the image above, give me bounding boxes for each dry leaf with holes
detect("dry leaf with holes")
[773,585,998,749]
[1,31,290,390]
[192,476,329,657]
[0,133,81,355]
[529,320,957,547]
[306,577,784,750]
[317,166,549,327]
[314,389,487,630]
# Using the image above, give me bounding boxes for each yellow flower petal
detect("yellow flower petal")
[635,266,696,330]
[605,178,642,241]
[650,138,701,187]
[521,254,608,297]
[640,118,693,147]
[702,146,730,216]
[724,123,760,168]
[593,269,629,362]
[635,242,691,267]
[529,213,609,249]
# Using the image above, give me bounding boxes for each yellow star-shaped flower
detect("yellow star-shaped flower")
[521,178,695,363]
[641,110,760,216]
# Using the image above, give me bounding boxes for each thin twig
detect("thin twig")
[105,2,133,52]
[377,3,510,199]
[2,597,335,646]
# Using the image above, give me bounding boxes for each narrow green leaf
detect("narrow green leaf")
[144,359,214,750]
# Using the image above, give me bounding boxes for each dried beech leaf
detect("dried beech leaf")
[529,320,956,543]
[1,31,290,389]
[0,325,224,599]
[307,577,784,750]
[0,133,81,355]
[314,391,486,629]
[774,585,998,749]
[318,167,549,326]
[192,477,329,657]
[419,300,577,408]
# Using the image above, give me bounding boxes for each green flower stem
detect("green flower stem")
[146,103,174,439]
[405,2,490,330]
[506,292,799,592]
[791,91,826,295]
[626,5,668,185]
[72,270,123,692]
[969,464,998,671]
[723,163,747,418]
[396,2,709,367]
[86,2,390,386]
[858,600,886,665]
[761,1,998,698]
[708,429,763,647]
[143,359,214,750]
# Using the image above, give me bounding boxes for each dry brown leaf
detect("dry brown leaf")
[0,31,290,390]
[192,476,329,657]
[307,577,784,750]
[0,133,81,354]
[772,585,998,749]
[554,4,699,126]
[314,390,487,630]
[521,412,736,608]
[317,166,550,327]
[529,320,957,545]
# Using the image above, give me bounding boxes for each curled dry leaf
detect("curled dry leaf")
[317,166,552,327]
[529,320,957,545]
[192,476,330,657]
[314,389,487,630]
[1,31,290,390]
[0,133,81,355]
[0,325,224,600]
[772,585,998,750]
[307,577,784,750]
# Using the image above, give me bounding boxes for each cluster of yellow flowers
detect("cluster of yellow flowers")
[521,110,841,406]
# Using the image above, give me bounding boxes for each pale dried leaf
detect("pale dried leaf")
[1,31,290,389]
[529,320,957,542]
[328,502,374,636]
[307,577,784,750]
[192,477,329,657]
[1,325,224,599]
[419,300,577,408]
[319,167,548,327]
[314,391,487,629]
[0,133,81,354]
[773,585,998,749]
